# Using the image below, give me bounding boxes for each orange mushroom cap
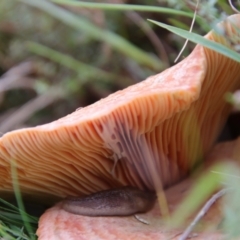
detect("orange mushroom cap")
[37,195,224,240]
[0,14,240,201]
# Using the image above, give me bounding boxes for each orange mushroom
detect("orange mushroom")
[0,15,239,204]
[0,11,238,240]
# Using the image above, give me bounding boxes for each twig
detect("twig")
[0,87,65,133]
[134,214,149,225]
[0,76,35,92]
[178,188,227,240]
[0,61,36,105]
[228,0,240,13]
[174,0,199,63]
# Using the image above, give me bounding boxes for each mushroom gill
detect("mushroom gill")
[0,14,239,199]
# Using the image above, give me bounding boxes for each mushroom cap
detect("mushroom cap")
[37,173,224,240]
[0,14,240,200]
[37,199,224,240]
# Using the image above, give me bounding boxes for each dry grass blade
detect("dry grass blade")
[178,188,227,240]
[0,87,65,133]
[0,61,36,93]
[228,0,240,13]
[174,0,199,63]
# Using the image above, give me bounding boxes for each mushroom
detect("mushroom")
[0,15,239,203]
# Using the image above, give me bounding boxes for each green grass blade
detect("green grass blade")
[50,0,209,32]
[18,0,162,70]
[0,222,31,240]
[10,161,36,240]
[50,0,194,17]
[0,223,16,240]
[0,199,38,223]
[149,20,240,62]
[0,209,36,224]
[0,214,23,226]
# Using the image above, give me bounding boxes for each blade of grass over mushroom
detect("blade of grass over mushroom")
[149,19,240,62]
[18,0,162,71]
[10,159,39,239]
[26,41,122,83]
[170,162,227,227]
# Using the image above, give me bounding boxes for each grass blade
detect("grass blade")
[149,19,240,62]
[50,0,194,17]
[10,160,36,240]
